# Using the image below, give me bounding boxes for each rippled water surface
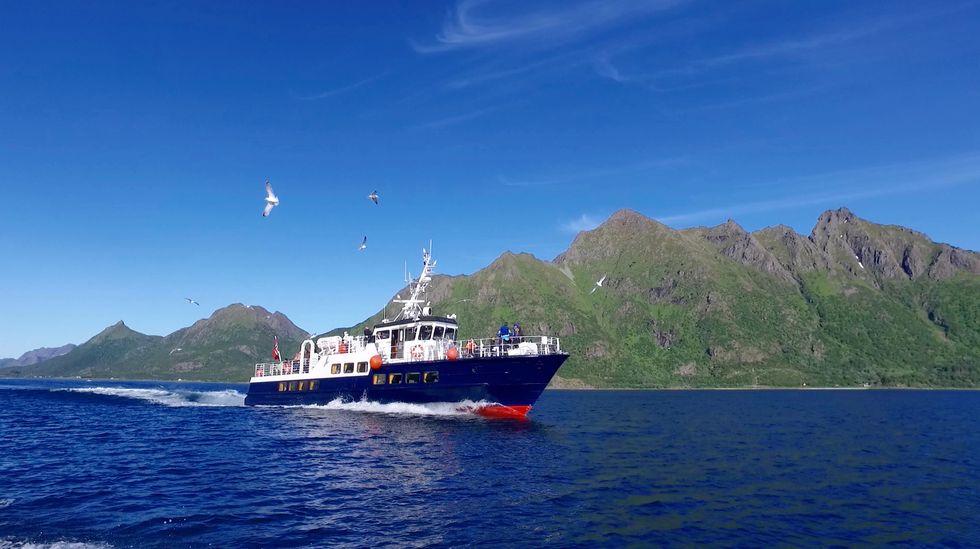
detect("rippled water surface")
[2,380,980,547]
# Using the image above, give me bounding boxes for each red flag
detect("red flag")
[272,335,281,361]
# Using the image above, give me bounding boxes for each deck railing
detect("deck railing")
[252,336,563,377]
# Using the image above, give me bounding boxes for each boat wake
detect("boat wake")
[62,387,245,407]
[289,398,496,418]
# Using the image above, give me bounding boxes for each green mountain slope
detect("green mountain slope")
[337,208,980,388]
[12,207,980,387]
[19,305,307,381]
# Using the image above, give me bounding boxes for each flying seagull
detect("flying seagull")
[185,298,200,306]
[358,236,368,251]
[589,275,607,294]
[262,180,279,217]
[368,190,379,205]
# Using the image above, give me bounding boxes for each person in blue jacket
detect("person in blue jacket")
[498,323,511,348]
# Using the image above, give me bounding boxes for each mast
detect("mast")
[392,246,436,321]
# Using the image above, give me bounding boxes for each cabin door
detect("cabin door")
[391,329,401,359]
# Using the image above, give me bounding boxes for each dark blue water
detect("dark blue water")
[2,380,979,548]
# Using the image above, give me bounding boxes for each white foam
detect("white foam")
[0,499,12,509]
[291,398,494,417]
[63,387,245,407]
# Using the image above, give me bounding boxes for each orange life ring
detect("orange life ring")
[411,344,424,360]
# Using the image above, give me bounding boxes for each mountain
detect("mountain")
[335,207,980,388]
[17,305,307,381]
[0,344,76,369]
[10,207,979,387]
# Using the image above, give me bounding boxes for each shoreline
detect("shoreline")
[4,376,980,391]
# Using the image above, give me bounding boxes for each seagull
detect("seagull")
[262,180,279,217]
[590,275,607,294]
[358,236,368,251]
[368,190,379,205]
[169,347,182,355]
[185,298,200,306]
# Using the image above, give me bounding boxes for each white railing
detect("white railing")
[253,359,311,378]
[252,336,563,377]
[386,335,562,363]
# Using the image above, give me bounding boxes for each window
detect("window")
[376,330,389,340]
[434,326,445,339]
[388,373,403,384]
[298,381,306,391]
[445,328,456,340]
[420,325,433,340]
[331,363,341,375]
[424,371,439,383]
[404,327,417,341]
[289,381,298,391]
[343,362,355,374]
[278,382,286,392]
[407,372,420,384]
[357,362,368,373]
[309,381,319,391]
[372,374,386,385]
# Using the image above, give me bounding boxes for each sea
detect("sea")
[1,380,979,548]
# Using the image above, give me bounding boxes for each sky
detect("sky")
[2,0,980,357]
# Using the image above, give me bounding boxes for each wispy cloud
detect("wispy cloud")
[298,71,389,100]
[413,107,495,130]
[656,152,980,225]
[413,0,683,53]
[500,156,687,187]
[561,213,602,233]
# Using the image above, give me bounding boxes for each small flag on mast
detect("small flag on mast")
[272,336,281,361]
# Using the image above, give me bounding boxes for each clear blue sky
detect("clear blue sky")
[3,0,980,357]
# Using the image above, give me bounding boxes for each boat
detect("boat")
[244,246,568,417]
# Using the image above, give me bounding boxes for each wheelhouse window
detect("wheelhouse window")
[406,372,420,384]
[434,326,445,339]
[372,374,385,385]
[424,371,439,383]
[404,327,418,341]
[388,373,403,384]
[445,328,457,340]
[343,363,355,374]
[419,325,433,340]
[357,362,368,373]
[376,330,389,340]
[330,364,341,375]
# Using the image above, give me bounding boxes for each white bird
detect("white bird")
[368,190,379,205]
[590,275,607,294]
[185,298,200,306]
[262,180,279,217]
[358,236,368,251]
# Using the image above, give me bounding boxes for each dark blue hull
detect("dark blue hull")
[244,353,568,408]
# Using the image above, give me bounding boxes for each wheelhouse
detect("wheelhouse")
[372,315,458,362]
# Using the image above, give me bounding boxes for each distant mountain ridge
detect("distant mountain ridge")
[5,304,307,381]
[335,207,980,388]
[6,207,980,386]
[0,344,76,369]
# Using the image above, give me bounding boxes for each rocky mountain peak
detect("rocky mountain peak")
[701,220,794,283]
